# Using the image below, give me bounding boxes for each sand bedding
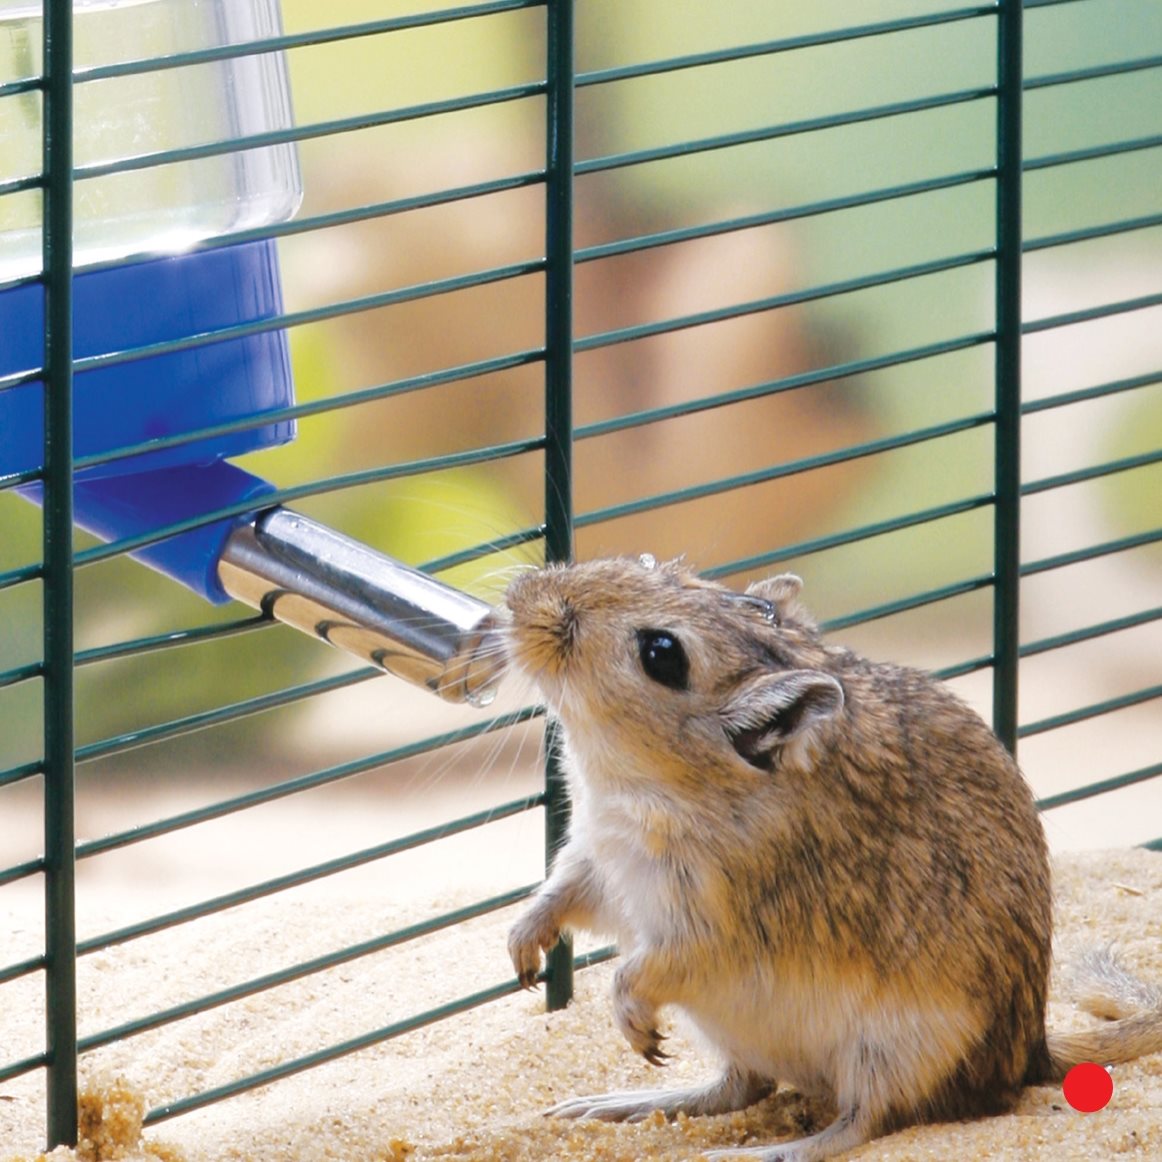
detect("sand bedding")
[2,848,1161,1162]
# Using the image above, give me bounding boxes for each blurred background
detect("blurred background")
[1,0,1160,874]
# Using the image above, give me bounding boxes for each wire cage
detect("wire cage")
[1,0,1161,1153]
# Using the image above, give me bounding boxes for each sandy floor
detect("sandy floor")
[2,845,1161,1162]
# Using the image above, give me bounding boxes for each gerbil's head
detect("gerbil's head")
[503,556,844,785]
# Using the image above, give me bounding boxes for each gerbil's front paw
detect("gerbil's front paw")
[613,976,669,1066]
[507,901,561,990]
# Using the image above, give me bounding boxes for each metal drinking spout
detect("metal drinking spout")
[218,507,506,705]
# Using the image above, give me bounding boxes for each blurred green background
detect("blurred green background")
[1,0,1159,775]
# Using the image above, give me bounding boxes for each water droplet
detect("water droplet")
[736,594,777,623]
[638,553,657,570]
[466,682,499,709]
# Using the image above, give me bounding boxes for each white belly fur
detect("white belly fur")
[575,789,982,1105]
[563,732,985,1105]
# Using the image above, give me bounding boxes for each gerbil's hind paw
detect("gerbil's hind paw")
[703,1145,814,1162]
[548,1072,768,1125]
[547,1089,677,1123]
[703,1150,795,1161]
[624,1023,669,1064]
[614,987,670,1065]
[704,1107,871,1162]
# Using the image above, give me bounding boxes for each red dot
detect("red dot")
[1063,1062,1113,1112]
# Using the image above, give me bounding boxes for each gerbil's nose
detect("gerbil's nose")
[503,566,541,615]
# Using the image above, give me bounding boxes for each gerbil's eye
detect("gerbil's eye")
[636,629,689,691]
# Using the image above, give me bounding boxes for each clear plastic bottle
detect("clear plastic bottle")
[0,0,302,281]
[0,0,302,601]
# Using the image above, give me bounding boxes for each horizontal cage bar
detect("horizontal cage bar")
[0,1048,48,1087]
[932,655,995,682]
[0,660,43,691]
[705,492,995,581]
[74,0,545,84]
[1024,52,1162,91]
[75,345,545,475]
[577,411,996,530]
[74,435,545,573]
[74,616,272,671]
[1022,448,1162,497]
[575,6,998,90]
[76,708,543,861]
[1022,526,1162,577]
[576,168,997,266]
[78,885,538,1056]
[1019,683,1162,739]
[1024,210,1162,255]
[1024,131,1162,173]
[1037,760,1162,812]
[0,796,544,988]
[1022,367,1162,414]
[578,84,998,178]
[69,260,545,379]
[73,82,547,184]
[75,669,380,767]
[1023,289,1162,336]
[576,250,995,354]
[1020,606,1162,659]
[0,856,44,890]
[142,946,618,1127]
[0,760,42,791]
[821,574,995,635]
[576,331,995,441]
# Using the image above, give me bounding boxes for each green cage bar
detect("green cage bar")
[992,0,1023,756]
[41,0,78,1149]
[542,0,576,1014]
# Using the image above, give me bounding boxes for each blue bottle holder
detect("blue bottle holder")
[0,239,294,601]
[0,236,505,704]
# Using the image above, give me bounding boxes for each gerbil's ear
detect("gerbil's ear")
[721,670,843,771]
[745,573,803,608]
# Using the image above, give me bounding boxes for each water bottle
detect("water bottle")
[0,0,301,279]
[0,0,302,597]
[0,1,506,705]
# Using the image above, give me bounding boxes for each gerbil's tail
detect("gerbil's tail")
[1039,947,1162,1083]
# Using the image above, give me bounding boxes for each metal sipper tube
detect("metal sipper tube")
[218,507,506,705]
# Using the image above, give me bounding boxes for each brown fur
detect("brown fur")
[503,556,1162,1162]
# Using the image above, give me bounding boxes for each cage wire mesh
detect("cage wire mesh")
[1,0,1161,1151]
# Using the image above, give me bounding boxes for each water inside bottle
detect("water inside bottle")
[0,0,301,281]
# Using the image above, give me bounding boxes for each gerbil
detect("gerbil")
[502,555,1162,1161]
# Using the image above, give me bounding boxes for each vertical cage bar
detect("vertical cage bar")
[992,0,1023,755]
[41,0,78,1148]
[542,718,573,1009]
[542,0,575,1012]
